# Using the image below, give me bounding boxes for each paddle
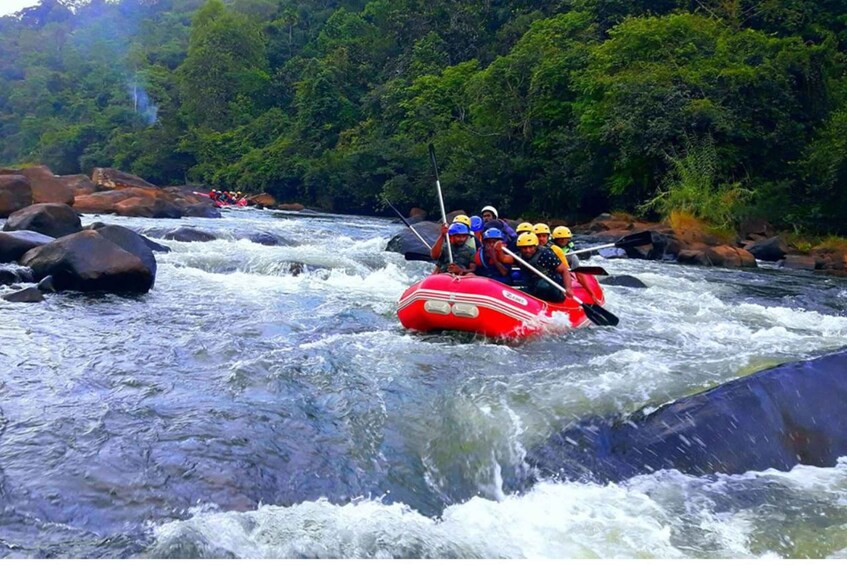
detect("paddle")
[572,266,609,276]
[502,247,619,327]
[428,143,452,264]
[384,198,432,251]
[565,231,653,257]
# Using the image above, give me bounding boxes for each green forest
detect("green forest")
[2,0,847,234]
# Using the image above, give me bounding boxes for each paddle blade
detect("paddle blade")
[404,252,434,262]
[582,303,619,326]
[615,230,653,248]
[572,266,609,276]
[428,143,440,178]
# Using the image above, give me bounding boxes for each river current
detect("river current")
[1,208,846,558]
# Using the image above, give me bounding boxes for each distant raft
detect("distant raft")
[396,273,606,339]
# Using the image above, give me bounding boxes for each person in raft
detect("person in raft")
[552,225,598,303]
[431,222,476,276]
[480,205,518,244]
[515,232,574,302]
[472,227,514,284]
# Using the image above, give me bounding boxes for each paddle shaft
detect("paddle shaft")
[502,247,577,303]
[384,199,432,250]
[428,144,453,264]
[565,242,615,256]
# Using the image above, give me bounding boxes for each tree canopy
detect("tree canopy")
[1,0,846,233]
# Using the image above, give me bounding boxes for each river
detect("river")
[1,208,846,558]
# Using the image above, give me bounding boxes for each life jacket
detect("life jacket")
[523,247,564,285]
[473,246,511,283]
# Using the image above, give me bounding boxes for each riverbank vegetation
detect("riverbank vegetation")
[1,0,846,235]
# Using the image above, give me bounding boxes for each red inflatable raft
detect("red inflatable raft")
[397,273,606,339]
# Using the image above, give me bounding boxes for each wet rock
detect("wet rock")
[162,227,217,243]
[597,247,627,259]
[114,196,182,219]
[20,231,154,293]
[37,275,56,293]
[0,174,33,217]
[676,248,708,265]
[745,236,789,262]
[89,224,158,282]
[2,286,44,303]
[59,173,97,197]
[0,230,54,262]
[779,254,817,271]
[386,221,440,258]
[527,349,847,482]
[278,202,304,211]
[2,203,82,238]
[601,275,647,288]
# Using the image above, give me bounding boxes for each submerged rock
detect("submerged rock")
[601,275,647,288]
[3,286,44,303]
[528,349,847,483]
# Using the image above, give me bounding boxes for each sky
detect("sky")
[0,0,40,17]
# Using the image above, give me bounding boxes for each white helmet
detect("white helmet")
[481,205,498,219]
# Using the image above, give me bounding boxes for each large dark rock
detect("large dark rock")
[528,350,847,483]
[89,224,158,282]
[0,175,33,217]
[386,221,440,258]
[0,230,54,262]
[20,231,154,293]
[745,236,789,262]
[601,275,647,288]
[163,227,217,243]
[2,203,82,238]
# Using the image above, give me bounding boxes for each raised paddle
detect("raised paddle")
[565,231,653,257]
[384,198,432,250]
[503,247,620,327]
[428,143,452,264]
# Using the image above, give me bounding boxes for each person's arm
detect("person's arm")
[556,261,574,297]
[575,272,598,301]
[431,224,447,260]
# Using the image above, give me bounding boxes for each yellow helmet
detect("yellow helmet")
[453,214,471,227]
[533,223,551,235]
[516,232,539,247]
[516,222,534,233]
[552,226,572,239]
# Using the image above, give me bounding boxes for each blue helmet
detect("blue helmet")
[448,222,470,235]
[470,215,484,232]
[483,227,503,240]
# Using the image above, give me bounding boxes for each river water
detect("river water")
[1,208,846,558]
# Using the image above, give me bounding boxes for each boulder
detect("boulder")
[386,221,441,258]
[278,202,304,211]
[89,224,158,282]
[744,236,788,262]
[408,207,427,222]
[20,231,154,293]
[114,196,182,219]
[0,166,74,206]
[58,174,97,196]
[676,248,708,265]
[0,175,33,217]
[704,245,757,268]
[37,275,56,293]
[0,230,54,262]
[248,193,276,208]
[601,275,648,288]
[780,254,817,271]
[163,227,216,243]
[91,167,158,190]
[527,349,847,483]
[2,286,44,303]
[2,203,82,238]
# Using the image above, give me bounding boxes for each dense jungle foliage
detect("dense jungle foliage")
[1,0,847,233]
